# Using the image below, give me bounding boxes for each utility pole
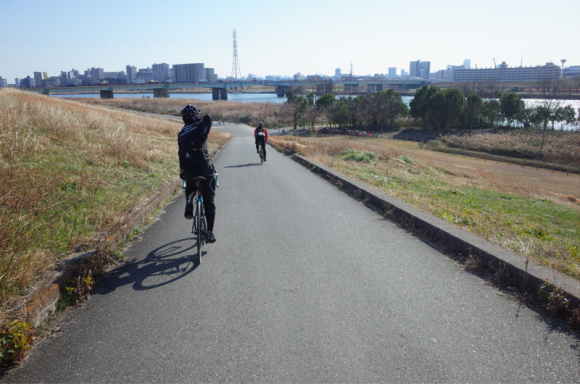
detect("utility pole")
[231,29,241,81]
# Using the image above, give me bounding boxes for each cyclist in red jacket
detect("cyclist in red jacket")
[254,122,268,161]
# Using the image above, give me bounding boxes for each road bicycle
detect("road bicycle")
[184,176,207,264]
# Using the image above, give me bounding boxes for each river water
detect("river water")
[52,92,578,109]
[52,92,288,104]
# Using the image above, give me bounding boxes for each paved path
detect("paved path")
[4,123,578,383]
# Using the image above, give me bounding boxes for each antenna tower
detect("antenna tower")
[231,29,241,80]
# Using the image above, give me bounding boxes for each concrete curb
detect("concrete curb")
[290,153,580,303]
[15,146,224,327]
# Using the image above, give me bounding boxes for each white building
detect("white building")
[33,72,48,87]
[454,62,561,82]
[152,63,170,82]
[126,65,137,84]
[173,63,206,83]
[409,60,430,79]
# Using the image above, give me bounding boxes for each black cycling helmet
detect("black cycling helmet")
[258,122,264,127]
[181,104,200,117]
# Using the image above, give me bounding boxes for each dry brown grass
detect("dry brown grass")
[441,130,580,165]
[80,97,293,128]
[0,88,231,308]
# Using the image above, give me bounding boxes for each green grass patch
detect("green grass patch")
[341,150,378,163]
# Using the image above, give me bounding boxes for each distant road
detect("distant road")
[4,123,578,383]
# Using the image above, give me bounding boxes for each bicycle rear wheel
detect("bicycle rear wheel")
[195,198,202,264]
[260,145,264,164]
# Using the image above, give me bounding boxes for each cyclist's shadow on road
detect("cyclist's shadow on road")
[94,238,204,295]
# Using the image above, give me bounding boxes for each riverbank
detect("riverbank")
[0,88,232,315]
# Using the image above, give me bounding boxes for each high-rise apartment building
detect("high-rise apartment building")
[33,72,48,87]
[409,60,430,79]
[388,67,397,77]
[88,68,104,83]
[20,76,35,88]
[205,68,215,82]
[463,59,471,69]
[0,77,7,88]
[173,63,206,83]
[135,68,153,83]
[335,68,342,78]
[126,65,137,84]
[152,63,170,82]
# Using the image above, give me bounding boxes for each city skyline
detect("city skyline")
[1,0,579,83]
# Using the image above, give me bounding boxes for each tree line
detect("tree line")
[284,88,409,132]
[284,85,579,133]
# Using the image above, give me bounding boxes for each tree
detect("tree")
[498,92,524,127]
[531,105,551,154]
[441,88,465,128]
[306,93,323,129]
[330,100,350,128]
[531,99,562,130]
[368,89,408,132]
[482,99,500,127]
[516,106,535,129]
[409,85,439,125]
[343,96,368,129]
[465,93,483,135]
[285,89,308,130]
[383,89,409,128]
[316,93,336,127]
[558,105,577,130]
[422,88,464,130]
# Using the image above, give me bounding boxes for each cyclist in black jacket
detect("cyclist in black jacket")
[178,104,217,243]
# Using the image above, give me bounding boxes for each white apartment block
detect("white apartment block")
[454,62,561,82]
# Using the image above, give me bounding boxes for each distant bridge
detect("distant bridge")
[27,79,432,100]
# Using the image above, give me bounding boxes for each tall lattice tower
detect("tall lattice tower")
[231,29,242,80]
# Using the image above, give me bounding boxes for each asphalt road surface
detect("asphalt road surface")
[4,123,578,383]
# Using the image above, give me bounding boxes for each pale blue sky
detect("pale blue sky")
[1,0,578,82]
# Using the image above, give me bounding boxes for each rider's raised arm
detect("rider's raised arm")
[193,114,213,148]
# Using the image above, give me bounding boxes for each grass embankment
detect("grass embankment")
[270,135,580,279]
[80,98,292,128]
[0,88,231,309]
